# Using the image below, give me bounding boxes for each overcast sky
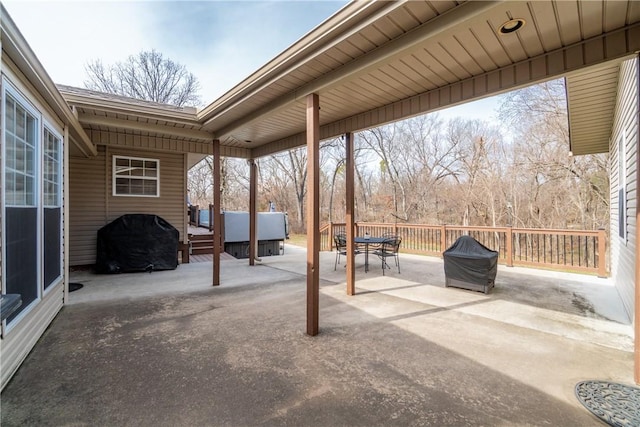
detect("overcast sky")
[3,0,500,120]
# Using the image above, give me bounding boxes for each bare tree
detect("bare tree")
[499,79,609,230]
[85,49,201,107]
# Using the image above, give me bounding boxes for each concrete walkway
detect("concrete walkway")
[1,245,634,426]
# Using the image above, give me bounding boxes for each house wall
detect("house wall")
[610,55,639,321]
[1,55,66,390]
[69,141,187,266]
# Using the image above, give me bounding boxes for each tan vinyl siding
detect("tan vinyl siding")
[1,283,63,389]
[69,143,186,266]
[610,55,639,321]
[69,147,107,266]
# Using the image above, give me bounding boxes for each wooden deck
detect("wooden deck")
[188,252,235,263]
[188,225,213,235]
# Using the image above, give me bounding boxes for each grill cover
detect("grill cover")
[96,214,179,274]
[443,236,498,293]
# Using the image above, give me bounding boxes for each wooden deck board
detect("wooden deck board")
[188,253,236,263]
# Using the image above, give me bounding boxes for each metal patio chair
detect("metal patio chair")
[334,233,360,270]
[373,236,401,275]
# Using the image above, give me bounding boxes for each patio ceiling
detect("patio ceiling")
[196,0,640,159]
[566,62,623,156]
[57,1,640,160]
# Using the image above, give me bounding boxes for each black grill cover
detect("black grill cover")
[96,214,179,274]
[443,236,498,292]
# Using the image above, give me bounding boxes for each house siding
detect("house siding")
[1,60,66,390]
[69,141,187,266]
[610,55,639,321]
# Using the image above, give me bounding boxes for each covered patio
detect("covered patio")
[1,247,632,426]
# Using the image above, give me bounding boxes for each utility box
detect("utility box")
[223,211,288,259]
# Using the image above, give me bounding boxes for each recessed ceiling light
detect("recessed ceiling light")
[499,18,525,34]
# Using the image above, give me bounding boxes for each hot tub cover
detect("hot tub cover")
[443,235,498,291]
[96,214,179,274]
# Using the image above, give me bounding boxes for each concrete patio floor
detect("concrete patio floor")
[1,245,635,426]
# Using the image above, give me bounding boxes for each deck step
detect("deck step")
[191,240,213,247]
[192,247,214,255]
[190,234,214,241]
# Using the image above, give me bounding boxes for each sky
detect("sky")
[2,0,501,120]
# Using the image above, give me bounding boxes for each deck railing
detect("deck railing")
[188,205,200,227]
[319,222,607,277]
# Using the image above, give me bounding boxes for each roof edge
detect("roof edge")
[58,84,201,125]
[197,0,393,122]
[1,4,97,157]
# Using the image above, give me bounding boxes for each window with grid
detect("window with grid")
[3,87,40,324]
[113,156,159,197]
[43,128,61,207]
[4,92,37,207]
[43,127,62,289]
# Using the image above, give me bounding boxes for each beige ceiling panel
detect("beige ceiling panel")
[527,1,562,51]
[428,0,460,16]
[314,96,350,118]
[324,46,355,65]
[357,25,391,48]
[349,75,399,105]
[326,84,384,112]
[262,81,296,99]
[567,67,619,84]
[438,35,485,76]
[402,1,438,23]
[277,73,306,89]
[294,63,326,82]
[501,2,545,57]
[579,1,604,39]
[333,39,366,59]
[323,87,376,114]
[630,1,640,24]
[383,6,421,32]
[369,19,402,41]
[486,14,528,63]
[367,68,416,98]
[452,30,497,71]
[554,1,581,45]
[468,21,512,68]
[566,62,621,156]
[418,46,464,83]
[426,40,473,80]
[289,64,320,83]
[382,62,431,93]
[304,58,335,76]
[399,54,444,87]
[312,52,343,72]
[604,0,629,32]
[568,84,618,101]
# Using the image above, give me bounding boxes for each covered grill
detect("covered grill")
[443,236,498,294]
[96,214,179,274]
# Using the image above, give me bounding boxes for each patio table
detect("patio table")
[354,236,385,272]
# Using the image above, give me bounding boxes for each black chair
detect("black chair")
[373,236,401,275]
[334,233,360,270]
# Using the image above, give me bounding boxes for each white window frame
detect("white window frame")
[42,124,64,294]
[1,78,43,333]
[112,155,160,197]
[618,132,626,242]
